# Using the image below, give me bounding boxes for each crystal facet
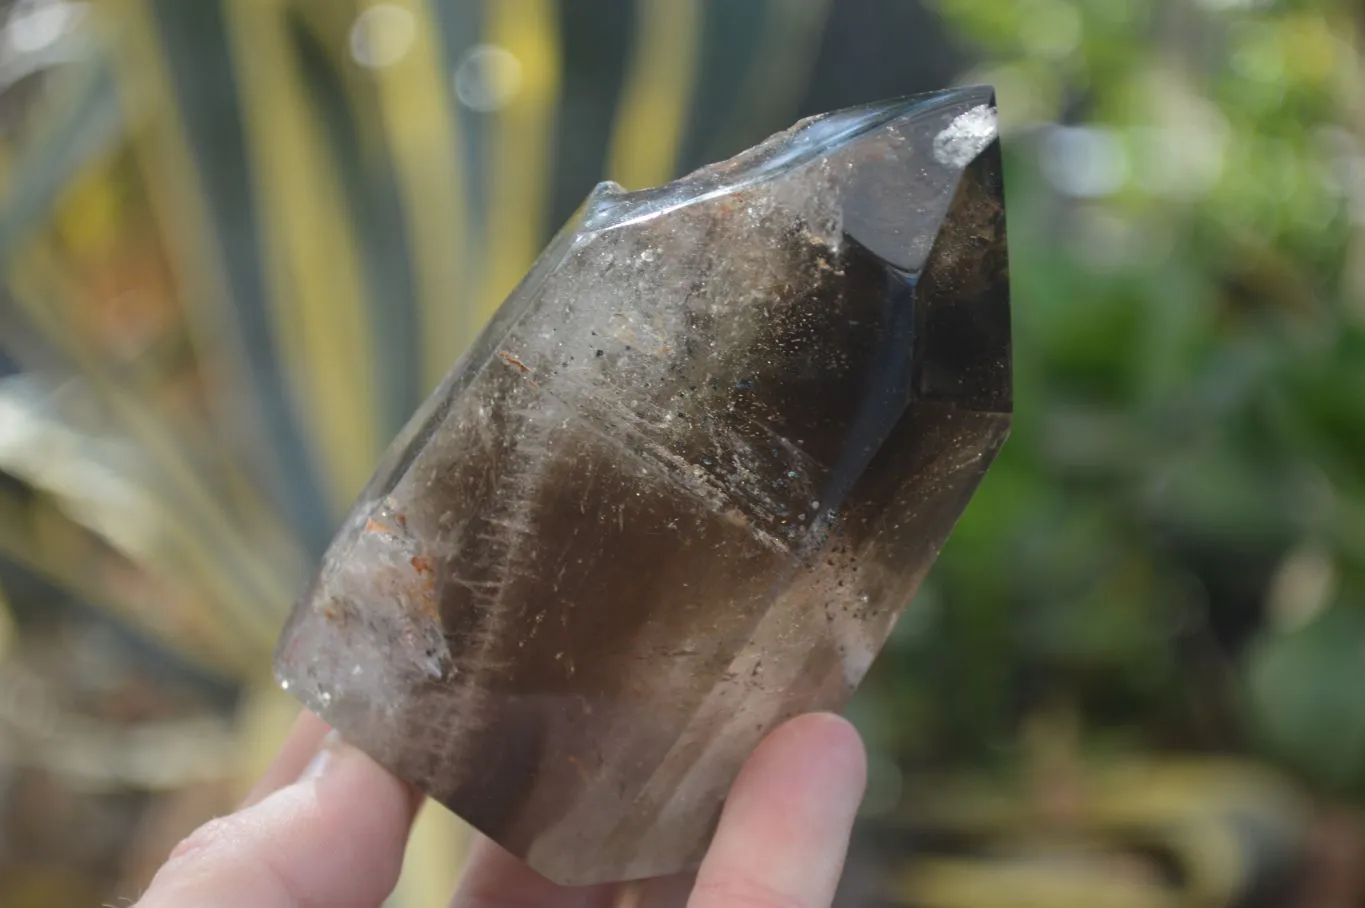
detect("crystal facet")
[274,86,1010,885]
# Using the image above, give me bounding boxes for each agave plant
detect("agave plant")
[1,0,1362,906]
[0,0,943,902]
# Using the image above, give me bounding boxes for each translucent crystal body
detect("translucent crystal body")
[275,85,1010,885]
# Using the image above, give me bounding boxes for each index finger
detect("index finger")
[135,734,422,908]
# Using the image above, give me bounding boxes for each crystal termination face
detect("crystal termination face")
[275,86,1011,885]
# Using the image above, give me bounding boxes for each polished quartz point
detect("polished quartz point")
[274,85,1010,885]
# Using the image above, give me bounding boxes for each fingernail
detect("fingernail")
[299,730,347,782]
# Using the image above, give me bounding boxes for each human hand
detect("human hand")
[133,710,867,908]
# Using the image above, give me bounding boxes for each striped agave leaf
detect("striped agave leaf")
[0,1,963,901]
[0,0,873,681]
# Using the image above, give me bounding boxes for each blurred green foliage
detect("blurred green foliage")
[859,0,1365,798]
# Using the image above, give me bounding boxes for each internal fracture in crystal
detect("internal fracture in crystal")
[274,85,1011,885]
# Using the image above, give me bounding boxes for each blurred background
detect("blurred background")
[0,0,1361,905]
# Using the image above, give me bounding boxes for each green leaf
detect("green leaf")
[1246,603,1365,793]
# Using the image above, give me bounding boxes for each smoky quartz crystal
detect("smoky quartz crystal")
[275,85,1010,884]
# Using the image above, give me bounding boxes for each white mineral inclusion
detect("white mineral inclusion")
[932,103,998,168]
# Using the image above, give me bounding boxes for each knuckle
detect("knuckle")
[146,813,299,907]
[165,815,237,868]
[692,876,810,908]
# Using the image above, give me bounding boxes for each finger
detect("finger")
[239,709,332,808]
[449,834,616,908]
[688,712,867,908]
[615,871,697,908]
[136,734,423,908]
